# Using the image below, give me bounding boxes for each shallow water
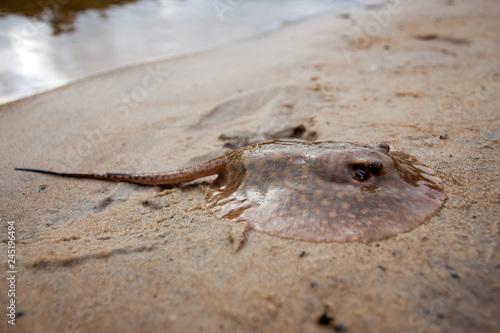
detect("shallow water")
[0,0,387,105]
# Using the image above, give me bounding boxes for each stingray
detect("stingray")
[16,139,446,242]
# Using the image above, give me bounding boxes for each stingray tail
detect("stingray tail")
[15,157,227,186]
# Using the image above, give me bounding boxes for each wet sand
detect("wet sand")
[1,0,499,332]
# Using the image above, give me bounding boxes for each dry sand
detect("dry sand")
[1,0,499,332]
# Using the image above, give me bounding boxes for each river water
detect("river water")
[0,0,387,104]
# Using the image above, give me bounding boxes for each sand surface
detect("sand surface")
[1,0,499,332]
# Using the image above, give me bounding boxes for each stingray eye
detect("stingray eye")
[375,142,390,153]
[367,160,383,174]
[353,164,370,182]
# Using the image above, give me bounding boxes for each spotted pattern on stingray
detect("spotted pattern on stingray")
[206,139,446,242]
[16,138,446,242]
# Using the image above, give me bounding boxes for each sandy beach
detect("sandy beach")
[1,0,499,332]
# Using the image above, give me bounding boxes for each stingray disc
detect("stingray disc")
[206,139,446,242]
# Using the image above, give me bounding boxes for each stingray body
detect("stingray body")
[16,139,446,242]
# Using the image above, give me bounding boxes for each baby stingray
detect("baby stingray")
[16,139,446,242]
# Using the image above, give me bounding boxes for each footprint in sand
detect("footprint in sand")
[189,85,323,148]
